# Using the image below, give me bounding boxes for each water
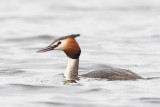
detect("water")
[0,0,160,107]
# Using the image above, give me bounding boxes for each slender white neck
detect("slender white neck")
[64,57,79,79]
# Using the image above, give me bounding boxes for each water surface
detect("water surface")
[0,0,160,107]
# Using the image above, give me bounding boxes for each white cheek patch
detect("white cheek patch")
[55,40,67,50]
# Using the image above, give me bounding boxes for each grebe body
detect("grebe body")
[37,34,143,80]
[81,68,142,80]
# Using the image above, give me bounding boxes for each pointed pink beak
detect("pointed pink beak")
[37,45,56,53]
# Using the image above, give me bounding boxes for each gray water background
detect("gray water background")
[0,0,160,107]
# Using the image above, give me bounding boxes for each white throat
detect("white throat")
[64,57,79,79]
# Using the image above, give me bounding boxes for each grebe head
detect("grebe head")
[37,34,81,59]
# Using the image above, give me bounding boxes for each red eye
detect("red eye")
[58,41,61,44]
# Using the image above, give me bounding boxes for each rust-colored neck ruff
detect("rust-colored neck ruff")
[64,38,81,59]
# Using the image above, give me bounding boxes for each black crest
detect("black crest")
[53,34,80,43]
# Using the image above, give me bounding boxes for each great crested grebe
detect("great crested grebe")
[37,34,143,80]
